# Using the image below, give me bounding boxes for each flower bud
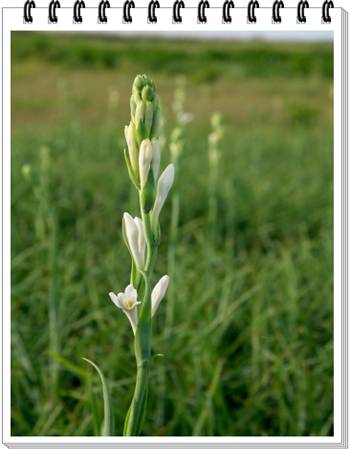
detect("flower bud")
[170,127,184,162]
[151,275,170,317]
[152,164,175,233]
[123,213,146,270]
[124,123,138,173]
[151,102,160,138]
[144,101,154,136]
[151,138,161,180]
[139,139,153,188]
[133,74,145,92]
[130,94,138,118]
[135,101,145,127]
[142,85,154,102]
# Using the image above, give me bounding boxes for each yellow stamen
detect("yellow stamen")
[125,299,134,310]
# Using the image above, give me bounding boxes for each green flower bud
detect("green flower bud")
[124,75,162,183]
[151,104,160,138]
[133,74,145,92]
[170,127,184,162]
[211,112,223,129]
[142,85,154,102]
[140,170,155,213]
[135,101,145,127]
[130,95,137,118]
[144,101,154,136]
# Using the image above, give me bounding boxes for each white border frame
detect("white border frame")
[0,3,348,449]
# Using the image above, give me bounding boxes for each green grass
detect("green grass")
[11,32,333,437]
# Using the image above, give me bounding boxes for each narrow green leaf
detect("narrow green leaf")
[82,358,113,436]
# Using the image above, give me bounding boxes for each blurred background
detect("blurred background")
[11,31,333,437]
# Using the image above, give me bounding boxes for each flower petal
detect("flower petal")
[139,139,153,188]
[151,275,170,317]
[124,124,138,173]
[151,138,161,180]
[134,217,146,268]
[123,212,143,269]
[123,308,138,335]
[109,292,123,309]
[125,284,137,301]
[152,164,175,231]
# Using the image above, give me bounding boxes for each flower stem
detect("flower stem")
[123,196,157,436]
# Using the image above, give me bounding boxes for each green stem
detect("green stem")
[123,194,158,436]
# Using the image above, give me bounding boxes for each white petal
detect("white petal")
[134,217,146,267]
[109,292,123,309]
[123,308,138,335]
[125,284,137,301]
[151,275,170,317]
[151,138,161,180]
[139,139,152,188]
[124,124,138,172]
[152,164,175,230]
[123,212,143,269]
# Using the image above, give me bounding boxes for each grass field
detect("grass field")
[11,32,333,437]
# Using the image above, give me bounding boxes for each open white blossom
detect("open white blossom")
[123,213,146,269]
[151,275,170,317]
[109,284,141,334]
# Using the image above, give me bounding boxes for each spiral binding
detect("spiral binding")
[197,0,209,23]
[297,0,309,22]
[48,0,60,22]
[322,0,334,22]
[23,0,335,25]
[123,0,135,22]
[247,0,259,23]
[148,0,160,23]
[173,0,185,23]
[222,0,234,23]
[272,0,284,23]
[98,0,110,22]
[23,0,35,23]
[73,0,85,22]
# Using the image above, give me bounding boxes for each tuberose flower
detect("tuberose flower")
[139,138,161,188]
[109,284,141,334]
[151,138,161,180]
[123,213,146,270]
[124,123,138,174]
[151,275,169,317]
[152,164,175,232]
[139,139,153,188]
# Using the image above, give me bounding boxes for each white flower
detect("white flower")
[123,213,146,269]
[139,138,161,188]
[139,139,153,188]
[151,138,161,180]
[152,164,175,231]
[109,284,141,334]
[124,123,138,173]
[151,275,169,317]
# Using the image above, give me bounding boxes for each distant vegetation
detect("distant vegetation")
[12,32,332,81]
